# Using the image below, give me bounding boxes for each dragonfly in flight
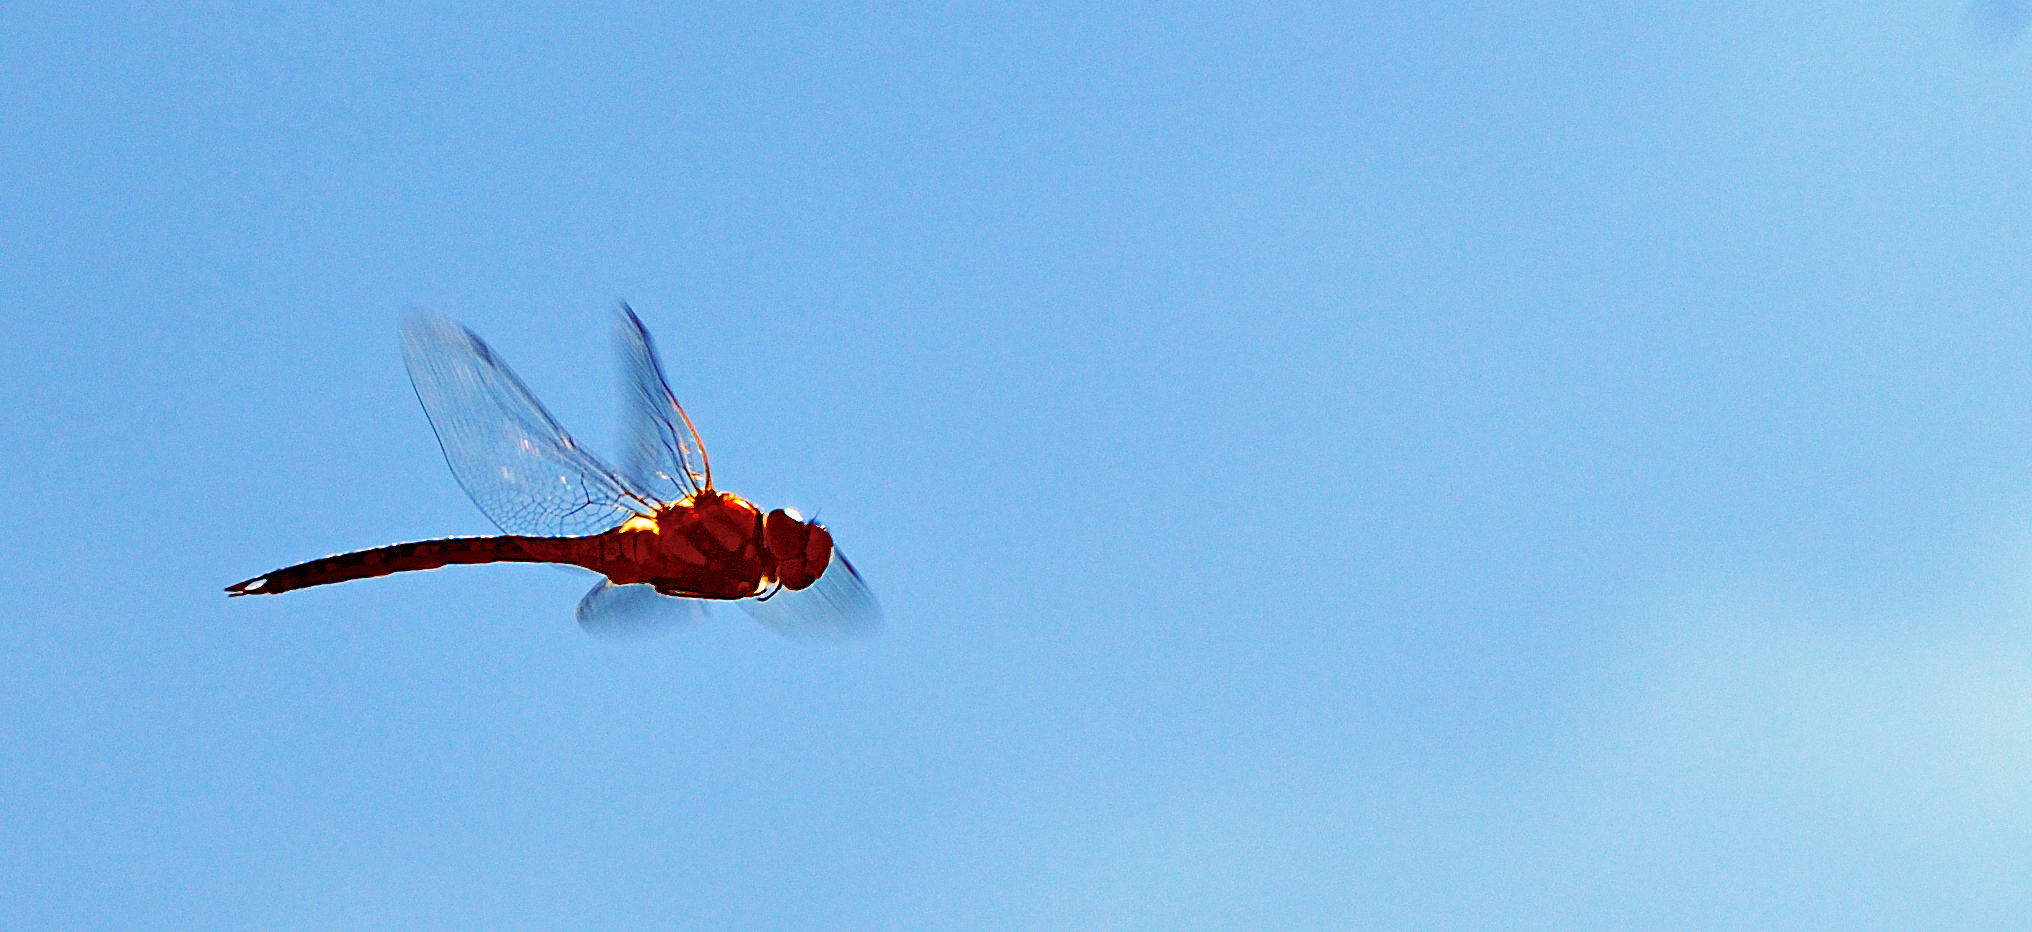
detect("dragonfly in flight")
[227,306,879,638]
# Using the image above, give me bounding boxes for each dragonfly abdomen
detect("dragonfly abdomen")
[226,536,569,597]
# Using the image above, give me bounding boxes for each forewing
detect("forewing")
[616,304,711,501]
[403,312,648,537]
[576,581,709,638]
[740,548,883,640]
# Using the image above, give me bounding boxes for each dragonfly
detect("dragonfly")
[226,305,879,639]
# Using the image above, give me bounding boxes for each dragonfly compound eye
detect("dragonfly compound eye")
[760,508,812,589]
[763,509,807,563]
[803,524,833,577]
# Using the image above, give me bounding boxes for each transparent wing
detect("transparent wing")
[402,311,653,537]
[616,303,712,502]
[576,581,709,639]
[740,548,883,640]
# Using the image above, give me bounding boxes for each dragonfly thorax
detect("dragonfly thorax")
[608,490,831,599]
[618,490,769,599]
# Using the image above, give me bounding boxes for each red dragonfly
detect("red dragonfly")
[227,306,879,638]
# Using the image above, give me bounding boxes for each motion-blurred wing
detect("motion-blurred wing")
[740,548,882,640]
[616,304,711,502]
[576,581,708,638]
[403,312,649,537]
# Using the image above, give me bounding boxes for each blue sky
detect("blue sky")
[5,2,2032,928]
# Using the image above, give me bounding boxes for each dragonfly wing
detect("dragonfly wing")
[740,548,883,640]
[576,581,709,638]
[403,312,649,537]
[616,303,711,502]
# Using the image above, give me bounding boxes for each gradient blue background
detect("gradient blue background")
[6,3,2032,928]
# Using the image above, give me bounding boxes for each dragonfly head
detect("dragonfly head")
[763,508,833,591]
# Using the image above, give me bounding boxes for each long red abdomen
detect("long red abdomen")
[225,536,578,596]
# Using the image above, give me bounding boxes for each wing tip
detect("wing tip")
[400,309,486,356]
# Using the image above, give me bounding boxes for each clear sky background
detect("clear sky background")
[5,3,2032,929]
